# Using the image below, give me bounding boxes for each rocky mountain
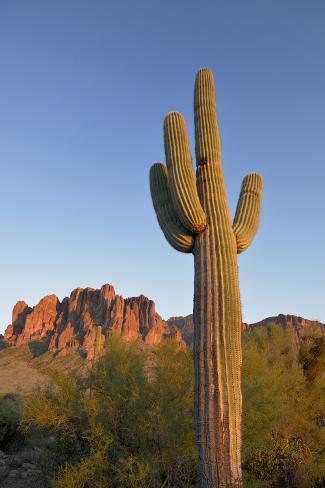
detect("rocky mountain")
[168,313,325,349]
[1,284,324,359]
[0,285,182,360]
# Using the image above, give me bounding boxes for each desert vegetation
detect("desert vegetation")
[0,324,324,487]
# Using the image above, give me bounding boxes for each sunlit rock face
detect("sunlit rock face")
[2,284,324,359]
[3,284,179,359]
[168,313,325,349]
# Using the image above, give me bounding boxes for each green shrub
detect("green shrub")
[20,328,324,487]
[21,337,197,487]
[0,393,22,448]
[299,336,325,383]
[242,324,325,486]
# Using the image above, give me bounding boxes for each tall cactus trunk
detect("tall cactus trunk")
[149,68,263,488]
[90,325,102,399]
[194,164,242,486]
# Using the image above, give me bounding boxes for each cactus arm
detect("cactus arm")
[164,112,207,233]
[194,67,222,166]
[233,173,263,253]
[150,163,194,253]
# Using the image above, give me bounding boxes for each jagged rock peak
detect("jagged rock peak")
[2,285,324,359]
[2,284,178,360]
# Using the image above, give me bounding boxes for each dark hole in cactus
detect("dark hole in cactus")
[199,157,208,166]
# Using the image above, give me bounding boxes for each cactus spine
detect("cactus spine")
[149,68,263,487]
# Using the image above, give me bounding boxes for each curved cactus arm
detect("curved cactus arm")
[164,112,206,233]
[233,172,263,253]
[194,68,222,166]
[150,163,195,253]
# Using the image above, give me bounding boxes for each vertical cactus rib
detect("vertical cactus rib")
[94,325,102,362]
[164,112,207,233]
[150,163,195,253]
[90,325,103,399]
[149,67,263,488]
[194,68,243,486]
[195,165,242,486]
[233,173,263,253]
[194,68,222,166]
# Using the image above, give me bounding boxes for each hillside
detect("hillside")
[0,283,323,397]
[0,286,324,486]
[168,313,324,349]
[0,344,87,395]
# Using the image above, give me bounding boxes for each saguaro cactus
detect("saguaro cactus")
[149,68,263,487]
[94,325,102,362]
[89,325,102,399]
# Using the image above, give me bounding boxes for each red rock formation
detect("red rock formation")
[4,301,32,343]
[168,313,325,348]
[167,314,195,344]
[3,285,176,359]
[2,284,324,359]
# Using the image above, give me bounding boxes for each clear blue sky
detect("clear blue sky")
[1,0,324,333]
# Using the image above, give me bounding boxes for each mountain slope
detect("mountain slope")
[1,284,324,360]
[168,313,325,349]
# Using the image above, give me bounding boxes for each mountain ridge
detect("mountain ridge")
[1,283,324,359]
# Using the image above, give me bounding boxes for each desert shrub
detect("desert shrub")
[299,335,325,383]
[143,340,197,486]
[20,326,324,487]
[0,393,22,449]
[21,337,197,487]
[245,434,308,485]
[91,337,197,486]
[242,324,325,486]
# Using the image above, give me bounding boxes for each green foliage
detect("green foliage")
[242,324,325,486]
[21,368,86,438]
[19,327,325,487]
[115,456,150,488]
[145,340,197,486]
[21,337,197,487]
[299,336,325,383]
[246,435,308,485]
[0,393,22,448]
[242,324,303,456]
